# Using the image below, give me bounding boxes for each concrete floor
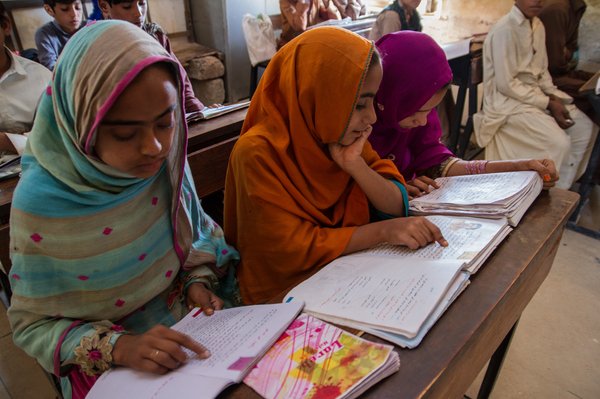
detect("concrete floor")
[0,227,599,399]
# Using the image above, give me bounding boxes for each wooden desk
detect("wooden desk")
[220,189,579,399]
[187,108,246,154]
[0,177,18,225]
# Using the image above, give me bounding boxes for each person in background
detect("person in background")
[7,21,239,398]
[224,27,447,305]
[278,0,342,48]
[369,0,422,42]
[538,0,597,123]
[334,0,367,20]
[36,0,83,70]
[98,0,206,113]
[369,31,558,199]
[0,3,52,154]
[473,0,594,191]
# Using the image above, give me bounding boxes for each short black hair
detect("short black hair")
[44,0,81,8]
[369,47,381,70]
[102,0,134,5]
[0,2,8,28]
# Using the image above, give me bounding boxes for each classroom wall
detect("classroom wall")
[190,0,279,102]
[10,8,51,50]
[148,0,188,34]
[437,0,599,68]
[579,0,600,68]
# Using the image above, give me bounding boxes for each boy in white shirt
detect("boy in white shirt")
[0,4,52,154]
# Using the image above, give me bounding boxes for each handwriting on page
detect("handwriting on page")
[175,307,278,370]
[368,216,485,261]
[329,270,428,324]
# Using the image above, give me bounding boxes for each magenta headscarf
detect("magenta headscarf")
[369,31,454,179]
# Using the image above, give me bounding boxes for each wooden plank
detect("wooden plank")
[187,136,238,199]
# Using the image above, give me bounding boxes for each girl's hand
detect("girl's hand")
[186,282,224,316]
[328,128,370,174]
[517,159,558,189]
[406,176,440,199]
[112,325,210,374]
[381,216,448,250]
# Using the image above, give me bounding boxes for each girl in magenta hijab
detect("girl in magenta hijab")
[369,31,559,198]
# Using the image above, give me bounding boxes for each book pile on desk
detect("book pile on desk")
[0,155,21,180]
[285,172,543,348]
[409,171,543,226]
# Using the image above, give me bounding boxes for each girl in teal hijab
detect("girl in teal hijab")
[7,20,239,398]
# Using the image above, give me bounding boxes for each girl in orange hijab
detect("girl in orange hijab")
[224,27,447,304]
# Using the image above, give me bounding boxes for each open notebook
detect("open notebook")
[285,256,468,342]
[285,214,512,348]
[87,302,303,399]
[409,171,543,227]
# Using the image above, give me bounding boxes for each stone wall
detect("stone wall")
[579,0,600,69]
[149,0,227,104]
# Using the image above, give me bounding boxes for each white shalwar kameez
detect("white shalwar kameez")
[474,5,595,189]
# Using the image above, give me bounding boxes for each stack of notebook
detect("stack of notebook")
[409,171,543,226]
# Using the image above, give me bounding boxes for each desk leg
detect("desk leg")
[0,272,11,306]
[476,319,519,399]
[449,82,467,154]
[566,123,600,239]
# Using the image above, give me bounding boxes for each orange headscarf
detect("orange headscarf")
[224,27,404,304]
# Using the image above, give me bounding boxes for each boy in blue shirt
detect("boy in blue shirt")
[35,0,83,70]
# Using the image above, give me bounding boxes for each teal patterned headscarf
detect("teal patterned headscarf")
[7,20,239,396]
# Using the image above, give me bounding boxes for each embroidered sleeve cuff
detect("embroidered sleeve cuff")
[73,324,129,376]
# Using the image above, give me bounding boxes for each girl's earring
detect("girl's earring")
[377,103,384,111]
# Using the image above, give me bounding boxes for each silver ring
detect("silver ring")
[152,349,160,358]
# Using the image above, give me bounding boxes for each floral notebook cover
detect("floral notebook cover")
[244,313,399,399]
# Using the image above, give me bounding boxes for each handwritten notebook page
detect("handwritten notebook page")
[365,215,511,273]
[285,257,464,338]
[172,304,302,380]
[364,271,470,349]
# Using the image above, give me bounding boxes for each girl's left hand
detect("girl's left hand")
[186,282,224,315]
[518,159,559,189]
[406,175,440,199]
[328,128,370,174]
